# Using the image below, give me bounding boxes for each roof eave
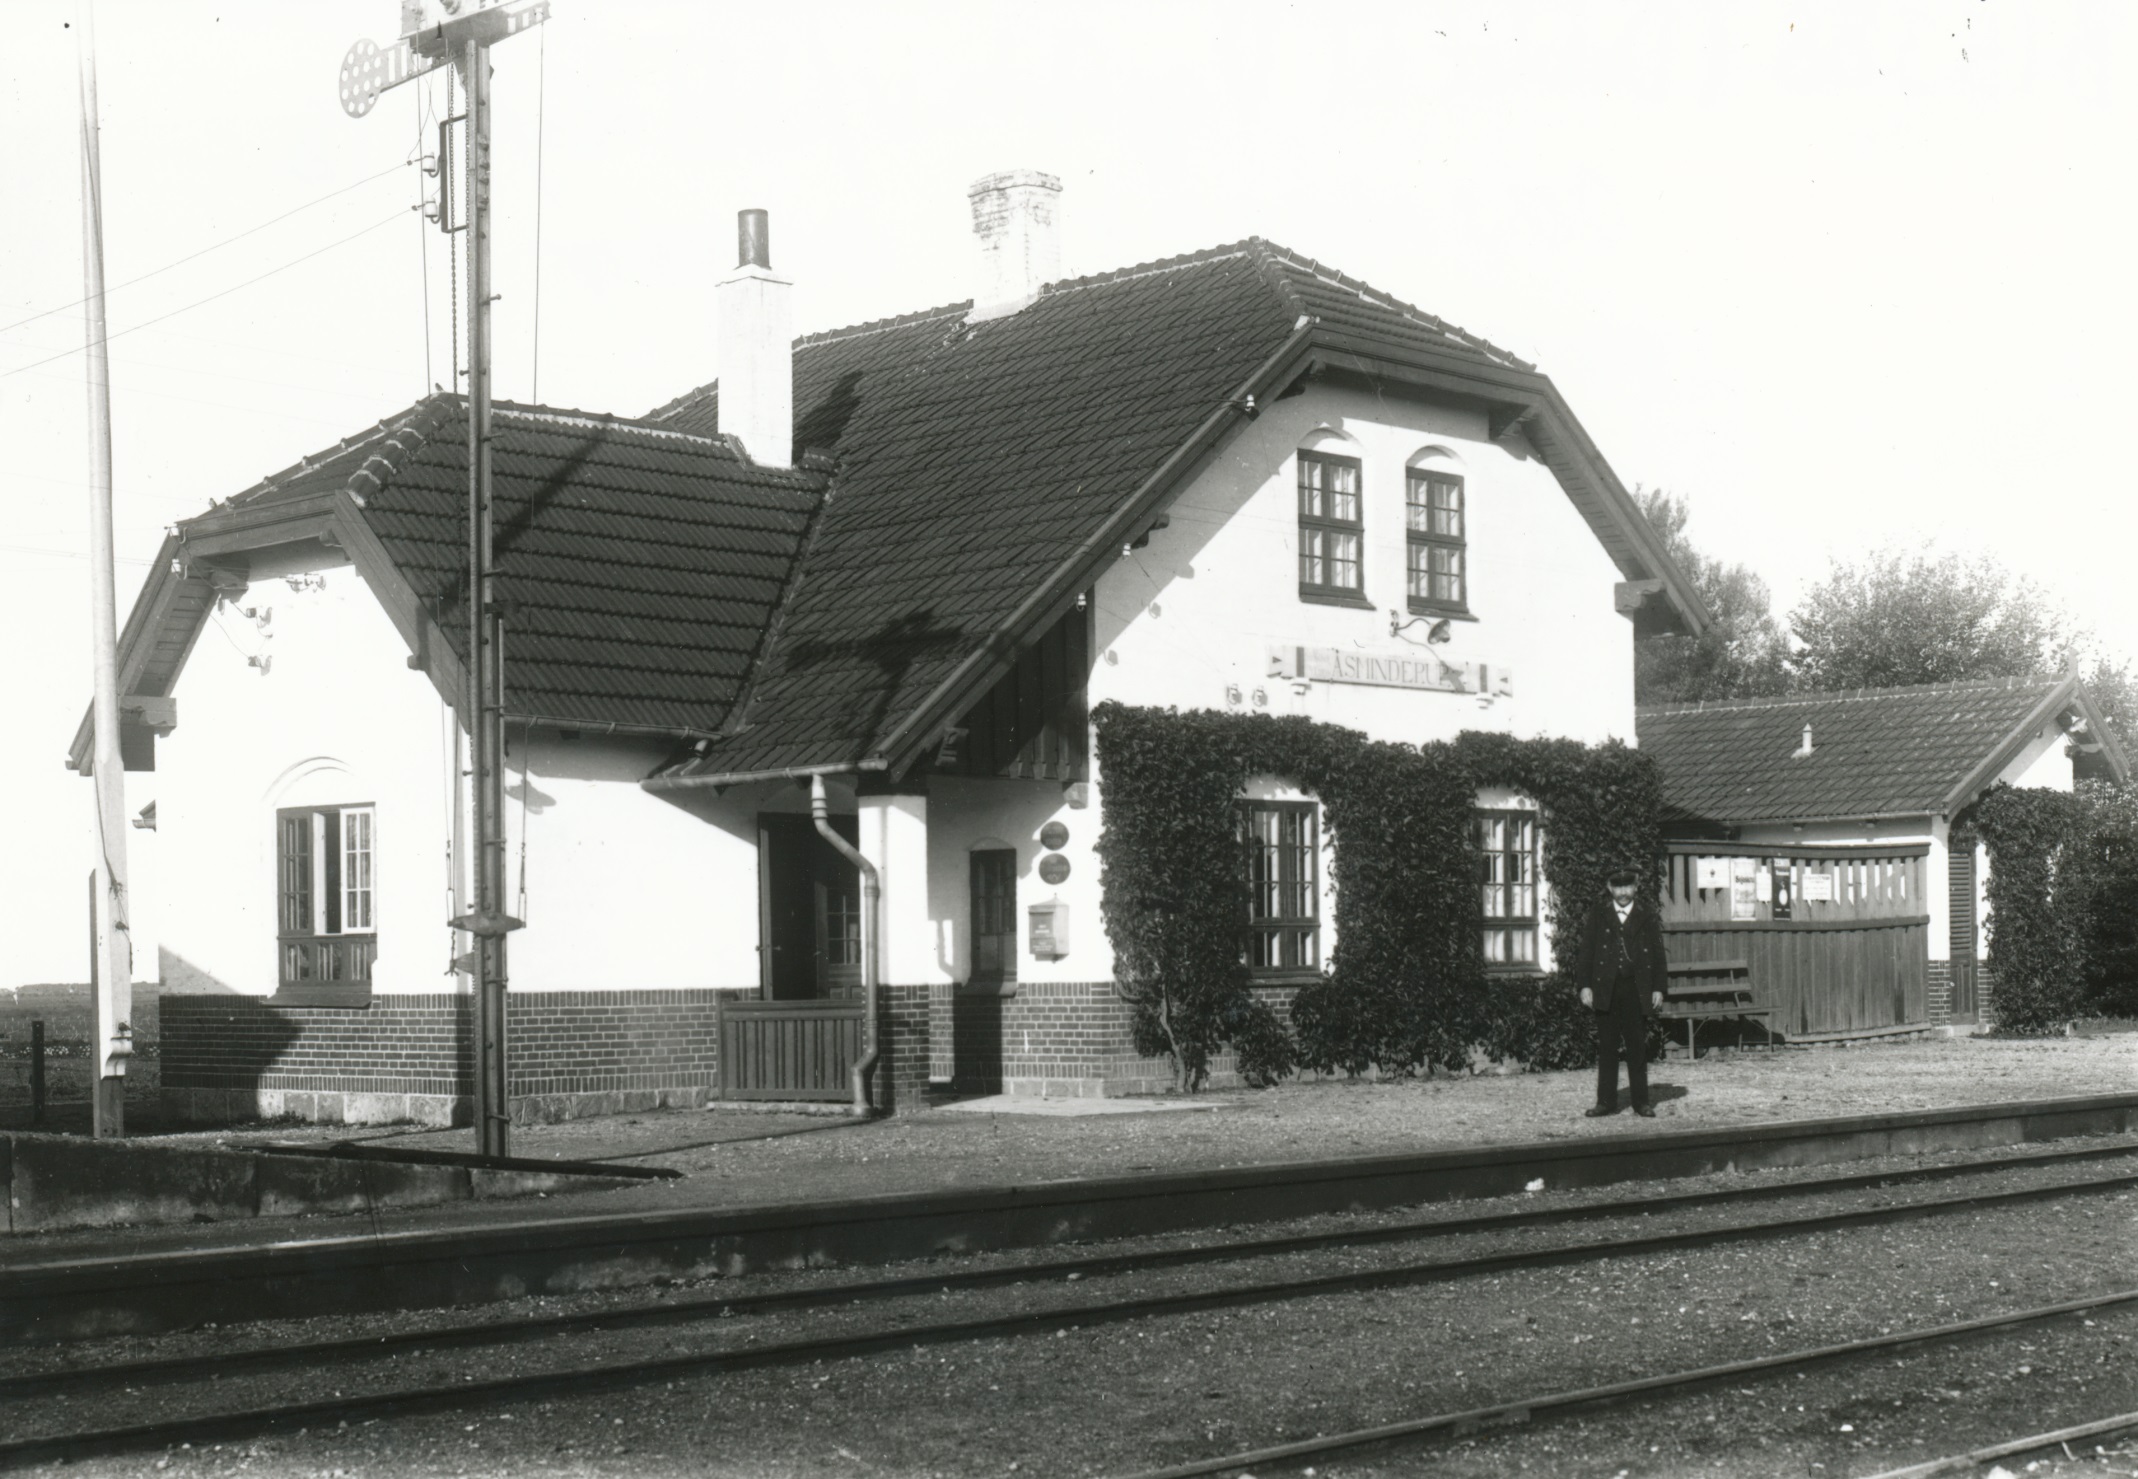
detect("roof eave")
[1939,674,2082,816]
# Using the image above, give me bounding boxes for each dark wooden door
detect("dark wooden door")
[969,848,1017,984]
[759,814,860,1000]
[1949,838,1979,1023]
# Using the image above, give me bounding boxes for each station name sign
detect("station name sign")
[1268,645,1512,697]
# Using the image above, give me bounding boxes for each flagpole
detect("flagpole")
[77,0,134,1137]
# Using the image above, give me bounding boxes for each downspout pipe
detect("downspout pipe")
[811,774,880,1116]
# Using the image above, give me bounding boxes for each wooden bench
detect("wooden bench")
[1661,958,1779,1056]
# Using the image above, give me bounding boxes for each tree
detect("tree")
[1633,488,1791,705]
[1786,548,2066,692]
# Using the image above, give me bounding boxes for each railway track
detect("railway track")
[1862,1410,2138,1479]
[1110,1294,2138,1479]
[3,1143,2133,1468]
[8,1137,2136,1402]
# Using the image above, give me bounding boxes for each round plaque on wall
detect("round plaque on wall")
[1039,821,1070,851]
[1037,853,1071,886]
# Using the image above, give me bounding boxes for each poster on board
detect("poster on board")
[1730,856,1759,920]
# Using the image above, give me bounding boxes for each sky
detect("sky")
[3,0,2134,986]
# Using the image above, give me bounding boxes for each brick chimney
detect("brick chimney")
[716,208,793,468]
[966,170,1061,323]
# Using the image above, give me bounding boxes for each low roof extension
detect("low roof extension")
[1635,675,2131,828]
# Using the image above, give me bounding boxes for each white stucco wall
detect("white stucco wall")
[154,558,781,997]
[155,561,453,997]
[1088,382,1635,748]
[921,777,1095,987]
[509,737,764,990]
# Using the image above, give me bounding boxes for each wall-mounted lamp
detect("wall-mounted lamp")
[1390,612,1453,645]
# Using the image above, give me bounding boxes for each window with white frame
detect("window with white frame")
[275,803,377,1002]
[1406,466,1467,613]
[1478,809,1539,969]
[1241,800,1321,975]
[1296,449,1364,601]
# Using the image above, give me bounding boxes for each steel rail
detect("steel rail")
[5,1141,2133,1403]
[1,1166,2133,1466]
[1111,1295,2138,1479]
[1860,1410,2138,1479]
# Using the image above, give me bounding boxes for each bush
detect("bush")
[1093,704,1666,1087]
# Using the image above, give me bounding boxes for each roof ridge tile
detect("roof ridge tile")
[1637,674,2062,717]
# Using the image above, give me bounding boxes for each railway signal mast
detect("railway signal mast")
[341,0,548,1157]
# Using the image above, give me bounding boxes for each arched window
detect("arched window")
[1406,448,1467,615]
[1296,431,1364,603]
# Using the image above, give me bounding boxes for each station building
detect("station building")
[82,173,1709,1125]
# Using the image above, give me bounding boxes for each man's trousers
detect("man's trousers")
[1594,992,1650,1110]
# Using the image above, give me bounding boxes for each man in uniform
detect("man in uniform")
[1573,865,1665,1117]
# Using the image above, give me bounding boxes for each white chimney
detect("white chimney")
[716,208,793,468]
[966,170,1062,323]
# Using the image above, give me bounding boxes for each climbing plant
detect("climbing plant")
[1974,780,2138,1032]
[1092,703,1667,1088]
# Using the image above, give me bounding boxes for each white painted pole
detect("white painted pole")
[76,0,133,1138]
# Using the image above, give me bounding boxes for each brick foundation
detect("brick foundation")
[1928,960,1952,1025]
[161,989,736,1128]
[952,981,1299,1097]
[875,984,934,1112]
[157,972,1293,1127]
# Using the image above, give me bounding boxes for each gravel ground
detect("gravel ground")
[18,1155,2138,1477]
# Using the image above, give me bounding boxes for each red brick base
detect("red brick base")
[161,990,737,1127]
[158,975,1279,1125]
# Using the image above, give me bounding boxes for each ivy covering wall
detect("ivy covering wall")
[1973,781,2138,1033]
[1092,703,1667,1089]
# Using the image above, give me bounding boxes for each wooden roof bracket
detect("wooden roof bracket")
[1488,402,1537,443]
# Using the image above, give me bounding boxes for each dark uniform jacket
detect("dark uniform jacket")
[1572,896,1667,1017]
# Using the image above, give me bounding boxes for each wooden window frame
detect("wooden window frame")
[273,802,376,1007]
[1478,808,1541,974]
[1240,799,1322,981]
[1406,468,1468,616]
[1297,450,1366,603]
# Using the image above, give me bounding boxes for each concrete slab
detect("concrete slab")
[940,1095,1226,1116]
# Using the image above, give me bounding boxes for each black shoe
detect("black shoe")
[1633,1104,1656,1118]
[1584,1105,1618,1118]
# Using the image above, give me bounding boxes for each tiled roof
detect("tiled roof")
[1635,678,2073,824]
[225,395,826,735]
[645,240,1536,775]
[107,237,1692,775]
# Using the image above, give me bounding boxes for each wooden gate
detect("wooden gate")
[1661,843,1930,1037]
[716,999,865,1100]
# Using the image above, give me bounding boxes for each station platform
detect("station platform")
[3,1033,2132,1276]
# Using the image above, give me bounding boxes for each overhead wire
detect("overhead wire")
[0,163,407,341]
[0,211,408,384]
